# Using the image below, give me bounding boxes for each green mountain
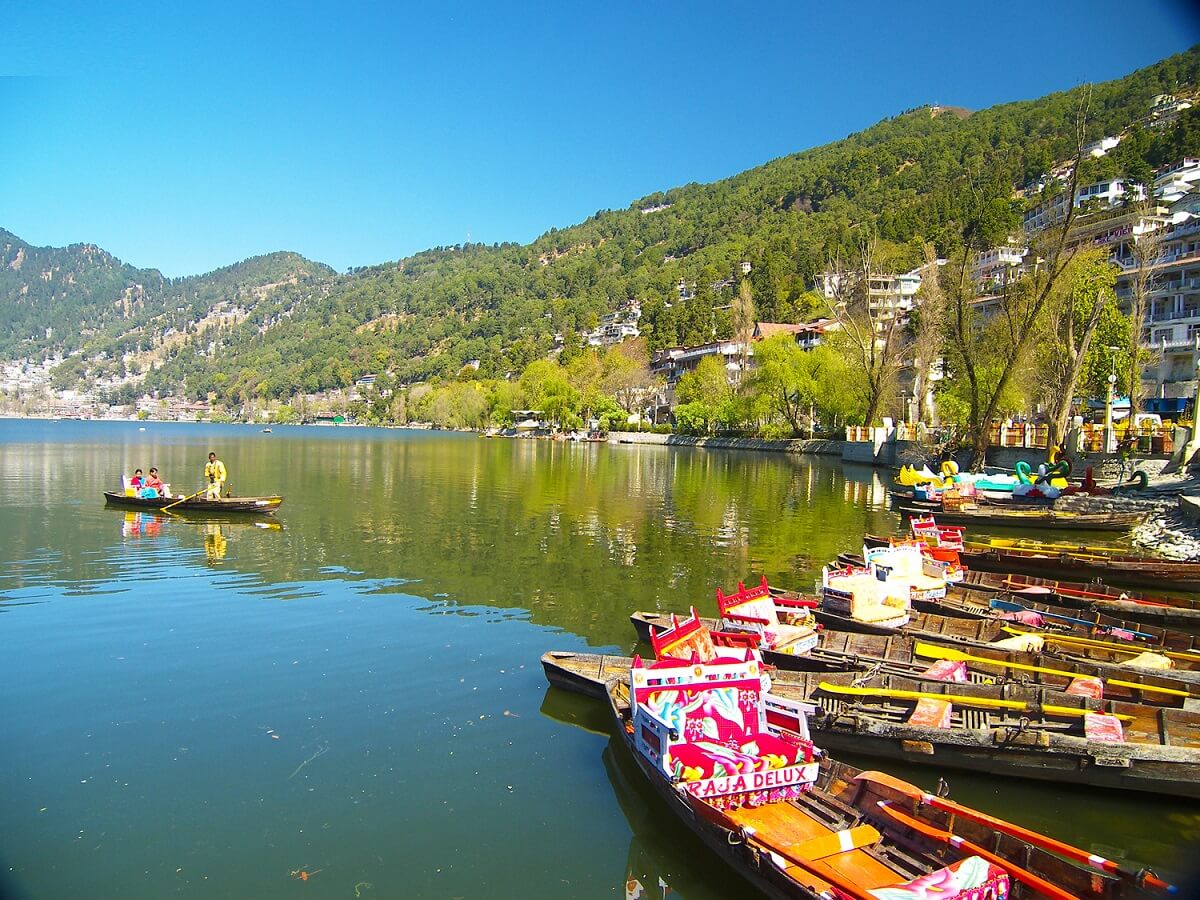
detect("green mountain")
[0,231,334,392]
[5,46,1199,404]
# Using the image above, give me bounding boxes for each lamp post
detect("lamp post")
[1104,371,1117,454]
[1192,351,1200,433]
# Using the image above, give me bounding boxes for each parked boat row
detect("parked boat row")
[539,514,1197,896]
[543,632,1183,897]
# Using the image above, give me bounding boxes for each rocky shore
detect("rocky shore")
[1056,485,1200,561]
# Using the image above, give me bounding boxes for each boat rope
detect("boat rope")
[852,663,884,686]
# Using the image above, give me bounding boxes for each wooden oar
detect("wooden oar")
[988,598,1157,640]
[874,801,1081,900]
[817,681,1134,721]
[857,771,1179,895]
[1000,627,1200,663]
[981,538,1127,556]
[914,642,1191,698]
[162,487,206,512]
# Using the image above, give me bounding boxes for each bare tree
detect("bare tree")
[1125,197,1166,417]
[825,237,905,426]
[909,243,945,424]
[731,279,756,373]
[1039,248,1120,448]
[944,95,1090,469]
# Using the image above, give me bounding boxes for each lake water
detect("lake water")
[1,419,1195,898]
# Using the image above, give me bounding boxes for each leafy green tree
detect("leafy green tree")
[519,359,578,427]
[1035,248,1121,446]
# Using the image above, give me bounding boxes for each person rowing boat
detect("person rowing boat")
[204,452,227,500]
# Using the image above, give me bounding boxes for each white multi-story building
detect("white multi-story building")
[1147,93,1194,128]
[1082,135,1121,158]
[816,265,926,323]
[1131,204,1200,405]
[583,302,641,347]
[1038,174,1200,408]
[1023,179,1145,233]
[1155,158,1200,204]
[972,245,1028,289]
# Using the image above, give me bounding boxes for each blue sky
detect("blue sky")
[2,1,1198,277]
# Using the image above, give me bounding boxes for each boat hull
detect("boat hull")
[896,504,1141,532]
[103,492,283,514]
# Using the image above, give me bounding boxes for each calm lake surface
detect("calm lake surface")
[1,419,1196,898]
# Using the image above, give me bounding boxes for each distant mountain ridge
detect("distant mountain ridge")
[0,229,335,393]
[3,45,1198,405]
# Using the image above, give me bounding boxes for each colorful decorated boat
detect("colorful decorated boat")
[548,649,1200,805]
[866,519,1200,625]
[609,647,1179,896]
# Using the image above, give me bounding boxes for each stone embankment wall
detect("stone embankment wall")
[610,432,844,456]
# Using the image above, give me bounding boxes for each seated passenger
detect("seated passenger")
[142,467,164,498]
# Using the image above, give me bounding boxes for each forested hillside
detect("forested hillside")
[0,232,333,391]
[5,46,1199,405]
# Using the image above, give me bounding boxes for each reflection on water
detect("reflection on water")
[0,420,1194,899]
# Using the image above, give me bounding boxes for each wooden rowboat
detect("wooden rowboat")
[628,610,1198,705]
[602,663,1175,896]
[888,488,1056,509]
[959,544,1200,593]
[934,589,1200,653]
[103,491,283,514]
[861,532,1200,625]
[545,650,1200,802]
[895,503,1143,532]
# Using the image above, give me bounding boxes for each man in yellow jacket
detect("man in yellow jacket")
[204,452,227,500]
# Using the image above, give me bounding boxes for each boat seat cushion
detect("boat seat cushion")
[1084,712,1125,743]
[1125,651,1173,670]
[992,633,1045,652]
[868,855,1009,899]
[722,597,814,652]
[1064,676,1104,699]
[921,660,968,683]
[724,594,780,627]
[894,572,944,592]
[853,600,909,625]
[907,697,954,728]
[764,622,815,652]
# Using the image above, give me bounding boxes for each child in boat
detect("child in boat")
[143,467,165,498]
[130,469,145,490]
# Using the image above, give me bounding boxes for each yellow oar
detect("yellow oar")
[914,642,1191,699]
[816,681,1133,722]
[965,541,1095,560]
[982,538,1127,556]
[162,487,206,512]
[1000,626,1200,663]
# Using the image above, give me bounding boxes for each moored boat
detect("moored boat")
[895,503,1143,532]
[544,649,1200,802]
[103,491,284,514]
[629,608,1198,706]
[958,543,1200,593]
